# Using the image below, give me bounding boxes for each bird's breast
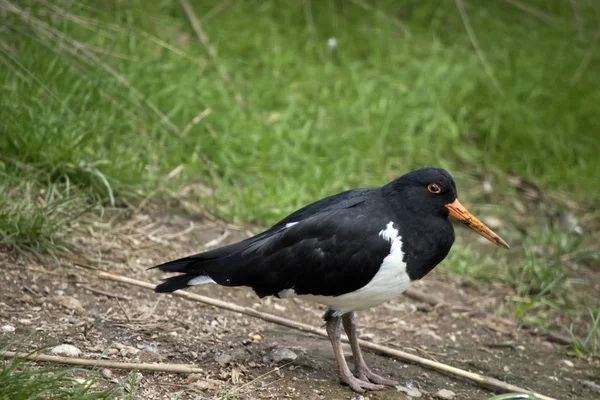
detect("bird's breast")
[300,221,413,315]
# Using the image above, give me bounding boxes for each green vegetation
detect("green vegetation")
[2,0,599,231]
[447,223,599,340]
[1,0,598,376]
[0,349,125,400]
[570,308,600,356]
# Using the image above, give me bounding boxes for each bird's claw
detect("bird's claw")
[341,374,386,393]
[357,367,398,387]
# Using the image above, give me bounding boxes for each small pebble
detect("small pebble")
[119,346,140,357]
[434,389,456,400]
[482,180,493,194]
[144,343,159,353]
[1,325,15,333]
[396,385,422,398]
[541,341,554,349]
[53,296,86,315]
[582,380,600,392]
[561,359,575,368]
[266,347,297,363]
[360,333,376,341]
[215,353,233,367]
[50,344,82,357]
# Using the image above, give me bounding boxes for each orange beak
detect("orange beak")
[446,199,510,249]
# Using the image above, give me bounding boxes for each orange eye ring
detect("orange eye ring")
[428,183,441,194]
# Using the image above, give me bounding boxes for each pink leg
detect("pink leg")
[342,312,398,386]
[325,313,386,393]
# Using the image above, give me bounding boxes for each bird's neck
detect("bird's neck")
[380,185,455,280]
[397,214,455,280]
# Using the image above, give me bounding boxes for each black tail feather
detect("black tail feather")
[155,274,196,293]
[149,253,205,273]
[152,254,245,292]
[152,240,254,293]
[152,259,194,273]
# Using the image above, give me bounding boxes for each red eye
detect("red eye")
[427,183,441,194]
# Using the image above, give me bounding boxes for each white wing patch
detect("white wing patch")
[301,221,412,315]
[284,222,298,228]
[188,275,216,286]
[378,221,398,243]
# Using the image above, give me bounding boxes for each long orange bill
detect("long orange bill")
[445,199,510,249]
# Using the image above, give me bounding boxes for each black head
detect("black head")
[383,168,458,218]
[383,167,510,249]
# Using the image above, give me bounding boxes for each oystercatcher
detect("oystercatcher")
[153,168,509,392]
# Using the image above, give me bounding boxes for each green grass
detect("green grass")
[570,308,600,356]
[2,0,599,233]
[0,349,125,400]
[0,0,599,362]
[0,181,90,253]
[446,220,600,352]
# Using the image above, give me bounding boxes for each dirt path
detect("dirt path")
[1,213,598,399]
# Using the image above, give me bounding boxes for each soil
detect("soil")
[1,212,599,400]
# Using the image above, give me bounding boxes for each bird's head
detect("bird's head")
[384,168,509,249]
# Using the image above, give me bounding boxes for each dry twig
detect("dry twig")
[0,351,204,373]
[568,0,585,41]
[204,228,230,248]
[116,298,131,323]
[570,30,600,86]
[72,265,557,400]
[179,0,247,110]
[502,0,563,28]
[455,0,504,95]
[349,0,408,36]
[83,285,132,300]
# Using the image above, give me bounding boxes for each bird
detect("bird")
[152,168,509,393]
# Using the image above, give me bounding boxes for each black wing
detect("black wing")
[156,187,372,269]
[270,188,372,229]
[229,206,393,297]
[154,189,394,297]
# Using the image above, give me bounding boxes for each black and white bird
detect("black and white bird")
[153,168,509,393]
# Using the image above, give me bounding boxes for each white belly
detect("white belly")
[299,222,412,316]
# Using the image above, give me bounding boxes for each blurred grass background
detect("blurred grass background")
[1,0,599,353]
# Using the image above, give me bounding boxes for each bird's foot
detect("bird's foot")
[340,374,386,393]
[357,367,398,386]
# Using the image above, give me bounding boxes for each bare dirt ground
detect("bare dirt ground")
[1,212,599,400]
